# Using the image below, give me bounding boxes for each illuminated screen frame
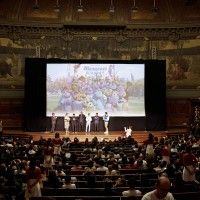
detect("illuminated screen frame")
[46,63,145,117]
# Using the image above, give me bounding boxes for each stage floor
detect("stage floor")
[2,129,185,143]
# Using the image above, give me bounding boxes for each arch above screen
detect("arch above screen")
[46,63,145,117]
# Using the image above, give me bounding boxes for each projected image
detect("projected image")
[47,63,145,116]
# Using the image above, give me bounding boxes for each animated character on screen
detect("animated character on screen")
[51,113,57,133]
[103,112,110,135]
[59,91,73,112]
[108,91,119,112]
[92,91,106,110]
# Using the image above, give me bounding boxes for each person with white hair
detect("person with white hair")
[142,176,174,200]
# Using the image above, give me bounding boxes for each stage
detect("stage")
[2,129,186,143]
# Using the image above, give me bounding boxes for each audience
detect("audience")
[0,132,200,200]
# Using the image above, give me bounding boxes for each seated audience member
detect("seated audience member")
[153,160,168,174]
[114,177,127,188]
[103,178,117,196]
[122,177,142,197]
[62,176,76,189]
[46,170,61,188]
[97,159,108,171]
[106,163,120,176]
[56,166,66,177]
[141,176,174,200]
[84,170,96,188]
[182,145,198,183]
[71,159,83,170]
[134,157,147,170]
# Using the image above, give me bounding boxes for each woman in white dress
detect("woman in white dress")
[85,113,92,133]
[64,113,70,134]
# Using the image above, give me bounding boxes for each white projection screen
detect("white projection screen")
[46,63,145,117]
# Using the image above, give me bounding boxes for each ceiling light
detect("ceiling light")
[77,0,83,12]
[54,0,60,12]
[109,0,115,13]
[152,0,158,12]
[33,0,39,9]
[132,0,138,13]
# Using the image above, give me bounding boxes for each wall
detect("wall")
[0,0,200,129]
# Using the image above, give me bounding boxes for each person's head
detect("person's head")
[105,112,108,115]
[55,132,60,138]
[155,176,171,199]
[185,145,192,153]
[88,113,90,116]
[148,133,154,141]
[65,113,68,116]
[29,159,37,170]
[52,113,55,116]
[104,178,113,190]
[65,176,71,184]
[96,113,98,116]
[128,177,136,189]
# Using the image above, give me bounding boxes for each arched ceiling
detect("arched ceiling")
[0,0,200,26]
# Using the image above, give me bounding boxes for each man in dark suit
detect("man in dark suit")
[71,113,77,133]
[78,111,86,132]
[94,113,100,132]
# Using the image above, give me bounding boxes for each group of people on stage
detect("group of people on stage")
[51,111,110,135]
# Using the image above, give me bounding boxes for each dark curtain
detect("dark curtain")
[24,58,47,131]
[145,60,166,130]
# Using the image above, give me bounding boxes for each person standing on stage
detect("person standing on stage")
[78,111,86,132]
[94,113,100,132]
[64,113,70,134]
[103,112,109,135]
[51,113,57,133]
[71,113,77,133]
[86,113,92,133]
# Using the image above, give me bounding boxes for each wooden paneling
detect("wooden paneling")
[166,98,192,130]
[0,97,194,131]
[0,98,24,129]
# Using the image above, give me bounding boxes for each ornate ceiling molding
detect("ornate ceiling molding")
[0,24,200,41]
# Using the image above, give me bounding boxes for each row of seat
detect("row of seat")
[30,191,200,200]
[41,187,153,196]
[43,179,157,188]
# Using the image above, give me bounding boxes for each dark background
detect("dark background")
[24,58,166,132]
